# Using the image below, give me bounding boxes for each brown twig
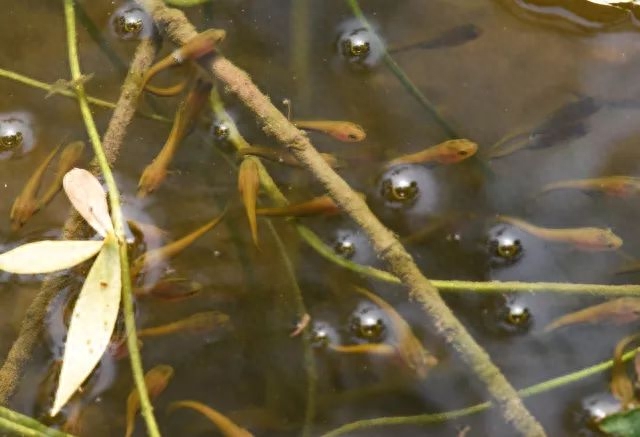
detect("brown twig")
[136,2,546,435]
[0,39,156,405]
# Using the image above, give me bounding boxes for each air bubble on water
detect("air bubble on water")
[482,293,533,335]
[335,18,384,69]
[310,320,339,348]
[374,165,440,215]
[211,120,231,145]
[110,2,155,40]
[487,224,524,268]
[349,304,386,342]
[0,112,35,159]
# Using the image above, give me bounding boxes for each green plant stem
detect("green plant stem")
[299,225,640,295]
[62,2,160,437]
[266,222,317,437]
[321,346,640,437]
[0,406,72,437]
[0,66,170,123]
[211,86,317,435]
[344,0,459,139]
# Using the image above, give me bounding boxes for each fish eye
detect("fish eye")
[458,149,469,156]
[348,133,358,140]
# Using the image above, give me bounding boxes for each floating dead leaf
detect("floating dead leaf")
[0,240,104,274]
[63,168,113,237]
[51,235,121,416]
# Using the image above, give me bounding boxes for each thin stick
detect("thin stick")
[266,222,317,437]
[321,346,640,436]
[62,2,160,436]
[0,66,170,123]
[137,3,545,434]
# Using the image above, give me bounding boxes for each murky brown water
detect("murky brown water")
[1,0,640,435]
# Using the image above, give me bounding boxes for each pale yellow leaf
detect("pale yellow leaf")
[63,168,114,237]
[0,240,104,274]
[51,235,121,416]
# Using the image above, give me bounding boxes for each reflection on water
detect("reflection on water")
[1,0,640,435]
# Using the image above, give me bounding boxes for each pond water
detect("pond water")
[1,0,640,436]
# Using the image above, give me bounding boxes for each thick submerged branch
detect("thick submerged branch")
[136,1,546,435]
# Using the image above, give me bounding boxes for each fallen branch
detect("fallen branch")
[136,1,546,435]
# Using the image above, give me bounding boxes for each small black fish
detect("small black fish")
[389,24,482,54]
[487,96,601,159]
[528,97,600,148]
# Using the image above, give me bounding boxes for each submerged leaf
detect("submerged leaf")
[51,236,121,416]
[63,168,114,237]
[0,240,103,274]
[598,407,640,436]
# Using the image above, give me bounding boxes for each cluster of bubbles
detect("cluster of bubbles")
[0,112,35,159]
[310,305,388,348]
[333,17,529,273]
[110,2,156,41]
